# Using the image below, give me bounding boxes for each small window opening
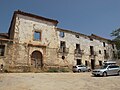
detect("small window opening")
[90,46,94,55]
[99,50,101,54]
[76,44,80,50]
[75,34,79,38]
[103,42,106,47]
[62,56,65,60]
[99,61,102,66]
[90,38,93,41]
[34,31,41,40]
[85,61,88,66]
[60,31,64,37]
[0,64,3,72]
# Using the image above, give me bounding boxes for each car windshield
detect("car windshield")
[100,65,107,69]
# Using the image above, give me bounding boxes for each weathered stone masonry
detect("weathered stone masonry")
[0,10,118,72]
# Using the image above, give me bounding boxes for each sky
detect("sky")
[1,0,120,39]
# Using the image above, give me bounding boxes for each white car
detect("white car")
[92,65,120,77]
[73,65,91,72]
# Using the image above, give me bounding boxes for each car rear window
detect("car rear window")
[108,65,119,68]
[73,66,77,68]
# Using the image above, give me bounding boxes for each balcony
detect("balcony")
[74,49,84,57]
[112,54,118,59]
[57,47,69,55]
[104,53,109,59]
[89,52,97,58]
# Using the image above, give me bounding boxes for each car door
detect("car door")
[107,65,118,75]
[82,65,87,71]
[113,66,119,74]
[107,66,115,75]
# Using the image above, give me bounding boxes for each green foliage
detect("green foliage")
[59,68,70,72]
[47,67,59,72]
[111,28,120,58]
[111,28,120,50]
[111,28,120,37]
[47,67,70,72]
[114,40,120,50]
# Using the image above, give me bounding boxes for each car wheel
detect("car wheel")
[73,71,76,73]
[88,69,91,72]
[103,72,107,77]
[78,69,81,72]
[118,71,120,75]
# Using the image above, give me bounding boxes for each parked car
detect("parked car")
[92,65,120,77]
[103,61,116,66]
[73,65,91,72]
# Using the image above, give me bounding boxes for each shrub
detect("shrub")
[47,67,59,72]
[59,68,70,72]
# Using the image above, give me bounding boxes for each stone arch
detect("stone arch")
[31,50,43,68]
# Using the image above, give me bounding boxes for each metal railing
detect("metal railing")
[74,49,84,57]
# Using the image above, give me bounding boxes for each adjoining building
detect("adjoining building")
[0,10,118,72]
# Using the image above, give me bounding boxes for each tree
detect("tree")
[111,28,120,58]
[111,28,120,40]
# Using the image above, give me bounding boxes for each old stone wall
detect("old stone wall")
[56,28,118,67]
[8,13,59,70]
[1,11,117,72]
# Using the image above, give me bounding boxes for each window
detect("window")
[77,59,81,65]
[59,31,64,37]
[62,56,65,60]
[90,38,93,41]
[76,44,80,50]
[75,44,81,54]
[103,42,106,47]
[99,61,102,66]
[104,50,107,56]
[85,61,88,66]
[112,44,114,49]
[99,50,101,54]
[34,31,41,40]
[75,34,79,38]
[90,46,94,55]
[60,41,66,52]
[0,45,5,56]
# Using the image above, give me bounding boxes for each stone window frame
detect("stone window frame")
[33,30,42,41]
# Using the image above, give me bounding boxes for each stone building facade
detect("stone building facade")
[0,10,118,72]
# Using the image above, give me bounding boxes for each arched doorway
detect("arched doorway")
[31,51,43,68]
